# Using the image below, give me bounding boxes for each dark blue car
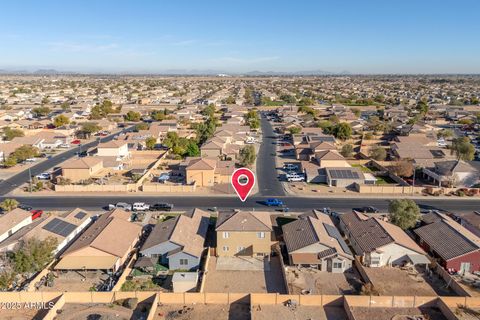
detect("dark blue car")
[265,198,284,206]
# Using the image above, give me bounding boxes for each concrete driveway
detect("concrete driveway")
[216,256,271,271]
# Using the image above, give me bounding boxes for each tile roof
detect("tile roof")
[216,210,272,232]
[414,212,480,261]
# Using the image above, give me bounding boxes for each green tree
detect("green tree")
[351,108,361,117]
[151,109,167,121]
[288,126,302,135]
[12,237,58,274]
[333,123,352,140]
[89,99,115,119]
[245,110,260,129]
[297,97,315,106]
[436,129,453,139]
[185,141,200,156]
[201,104,216,117]
[2,156,17,167]
[125,111,141,122]
[239,145,256,167]
[3,127,24,141]
[280,94,296,104]
[10,145,39,162]
[53,114,70,127]
[341,144,353,158]
[31,106,51,117]
[225,96,236,104]
[451,137,475,161]
[135,123,149,131]
[145,136,156,150]
[0,198,19,212]
[369,146,387,161]
[80,122,101,137]
[0,270,15,291]
[388,199,420,230]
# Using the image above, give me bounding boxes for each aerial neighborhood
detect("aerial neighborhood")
[0,75,479,320]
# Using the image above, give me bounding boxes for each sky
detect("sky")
[0,0,479,74]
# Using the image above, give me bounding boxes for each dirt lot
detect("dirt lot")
[363,266,453,296]
[0,308,48,320]
[286,267,361,295]
[40,270,109,292]
[155,303,250,320]
[57,302,151,320]
[203,256,286,293]
[350,306,448,320]
[252,305,347,320]
[451,307,480,320]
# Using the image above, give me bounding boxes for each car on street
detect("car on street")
[149,203,174,211]
[18,204,33,211]
[132,202,150,211]
[354,206,380,213]
[109,202,132,211]
[265,198,284,206]
[71,139,81,144]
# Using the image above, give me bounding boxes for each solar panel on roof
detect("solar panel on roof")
[323,223,352,255]
[330,169,360,180]
[74,211,87,220]
[42,218,77,237]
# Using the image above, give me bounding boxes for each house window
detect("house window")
[333,262,343,269]
[257,232,265,239]
[370,257,381,266]
[179,259,188,266]
[222,232,229,239]
[223,246,229,252]
[237,246,246,253]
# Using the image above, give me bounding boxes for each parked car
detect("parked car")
[265,198,284,206]
[30,209,43,220]
[36,172,51,180]
[59,143,70,148]
[132,202,150,211]
[283,164,299,171]
[18,204,33,211]
[354,206,380,213]
[149,203,174,211]
[287,174,305,182]
[25,158,37,163]
[71,139,81,145]
[109,202,132,211]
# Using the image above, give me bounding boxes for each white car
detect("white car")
[287,174,305,182]
[132,202,150,211]
[59,143,70,148]
[108,202,132,211]
[36,172,51,180]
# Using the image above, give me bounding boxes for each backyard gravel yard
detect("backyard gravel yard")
[203,256,286,293]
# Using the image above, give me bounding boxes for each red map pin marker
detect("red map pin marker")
[231,168,255,202]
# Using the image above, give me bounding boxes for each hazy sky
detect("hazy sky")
[1,0,479,73]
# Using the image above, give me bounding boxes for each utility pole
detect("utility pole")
[28,167,32,193]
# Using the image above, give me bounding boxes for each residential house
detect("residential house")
[0,208,93,253]
[216,210,274,257]
[0,208,33,243]
[54,210,141,271]
[180,157,235,187]
[339,211,429,267]
[137,209,209,271]
[97,140,130,159]
[414,211,480,273]
[282,210,353,272]
[422,160,479,187]
[60,157,104,182]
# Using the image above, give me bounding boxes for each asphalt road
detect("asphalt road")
[0,127,132,195]
[7,194,480,214]
[256,116,285,196]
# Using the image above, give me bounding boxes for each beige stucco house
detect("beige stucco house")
[97,140,129,159]
[216,210,274,258]
[60,157,103,182]
[181,157,234,187]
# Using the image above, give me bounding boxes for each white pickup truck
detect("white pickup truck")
[132,202,150,211]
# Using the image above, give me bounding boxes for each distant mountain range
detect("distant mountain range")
[0,68,351,76]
